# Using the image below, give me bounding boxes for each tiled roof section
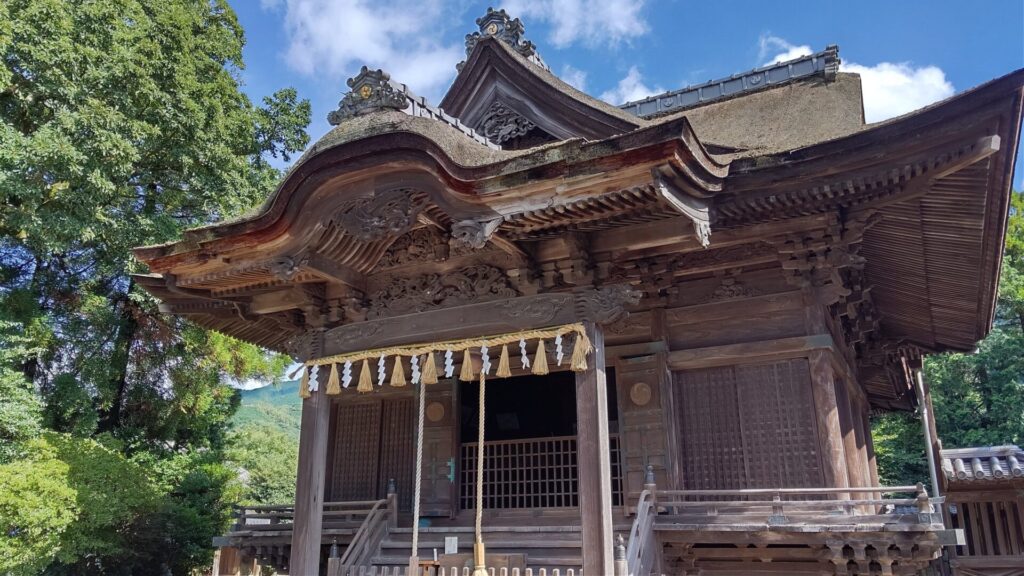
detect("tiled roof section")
[388,79,501,150]
[618,45,840,118]
[941,445,1024,483]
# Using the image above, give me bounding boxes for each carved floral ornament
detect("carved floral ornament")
[477,101,536,144]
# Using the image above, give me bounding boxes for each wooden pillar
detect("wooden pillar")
[576,322,614,575]
[290,373,332,576]
[808,350,850,491]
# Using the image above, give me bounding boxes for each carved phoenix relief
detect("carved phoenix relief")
[333,188,424,243]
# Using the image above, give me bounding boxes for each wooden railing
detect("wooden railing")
[459,434,622,510]
[622,488,657,576]
[229,499,389,535]
[619,472,943,576]
[336,492,396,572]
[654,485,940,522]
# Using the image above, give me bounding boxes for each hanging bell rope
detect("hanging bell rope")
[473,370,487,576]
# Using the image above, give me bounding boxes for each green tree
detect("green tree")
[0,0,310,573]
[227,422,300,506]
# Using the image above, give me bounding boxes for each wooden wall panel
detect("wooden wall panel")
[616,353,672,499]
[329,401,382,501]
[674,359,824,490]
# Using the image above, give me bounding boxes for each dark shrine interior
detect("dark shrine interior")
[459,368,618,442]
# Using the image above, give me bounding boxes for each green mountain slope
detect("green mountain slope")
[233,380,302,438]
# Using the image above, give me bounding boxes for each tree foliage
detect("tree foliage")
[0,0,310,573]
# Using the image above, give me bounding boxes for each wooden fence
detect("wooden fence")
[328,566,583,576]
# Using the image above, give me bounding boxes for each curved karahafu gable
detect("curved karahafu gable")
[131,104,727,353]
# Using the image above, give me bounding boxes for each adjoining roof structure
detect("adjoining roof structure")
[619,45,841,118]
[941,445,1024,486]
[132,8,1024,411]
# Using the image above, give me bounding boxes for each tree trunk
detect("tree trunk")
[98,280,139,433]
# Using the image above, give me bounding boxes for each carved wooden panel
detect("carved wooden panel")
[378,398,415,511]
[674,359,823,490]
[329,401,382,501]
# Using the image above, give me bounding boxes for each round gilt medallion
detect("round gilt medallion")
[485,23,499,35]
[359,85,373,99]
[426,401,446,423]
[629,382,652,407]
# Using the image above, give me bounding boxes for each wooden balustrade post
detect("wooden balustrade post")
[915,482,933,523]
[387,477,398,528]
[327,540,342,576]
[613,534,628,576]
[644,464,657,508]
[575,321,614,576]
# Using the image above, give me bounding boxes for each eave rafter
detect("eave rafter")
[717,134,1001,225]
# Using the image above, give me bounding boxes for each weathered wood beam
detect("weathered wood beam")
[666,334,835,371]
[290,373,331,575]
[314,286,639,358]
[305,253,364,289]
[250,287,318,315]
[575,322,614,576]
[590,213,834,257]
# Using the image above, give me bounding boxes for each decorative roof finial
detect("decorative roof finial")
[327,66,409,125]
[459,7,547,71]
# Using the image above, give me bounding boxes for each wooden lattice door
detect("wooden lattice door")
[378,398,415,511]
[329,397,417,510]
[330,401,382,501]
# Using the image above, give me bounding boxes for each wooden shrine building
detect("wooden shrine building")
[133,9,1024,576]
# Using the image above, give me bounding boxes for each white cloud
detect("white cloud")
[263,0,463,101]
[600,66,663,105]
[501,0,648,48]
[760,35,955,123]
[561,64,588,91]
[759,34,812,64]
[842,62,954,123]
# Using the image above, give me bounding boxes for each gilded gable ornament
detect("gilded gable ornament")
[327,66,408,125]
[459,8,547,71]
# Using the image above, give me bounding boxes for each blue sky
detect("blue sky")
[235,0,1023,181]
